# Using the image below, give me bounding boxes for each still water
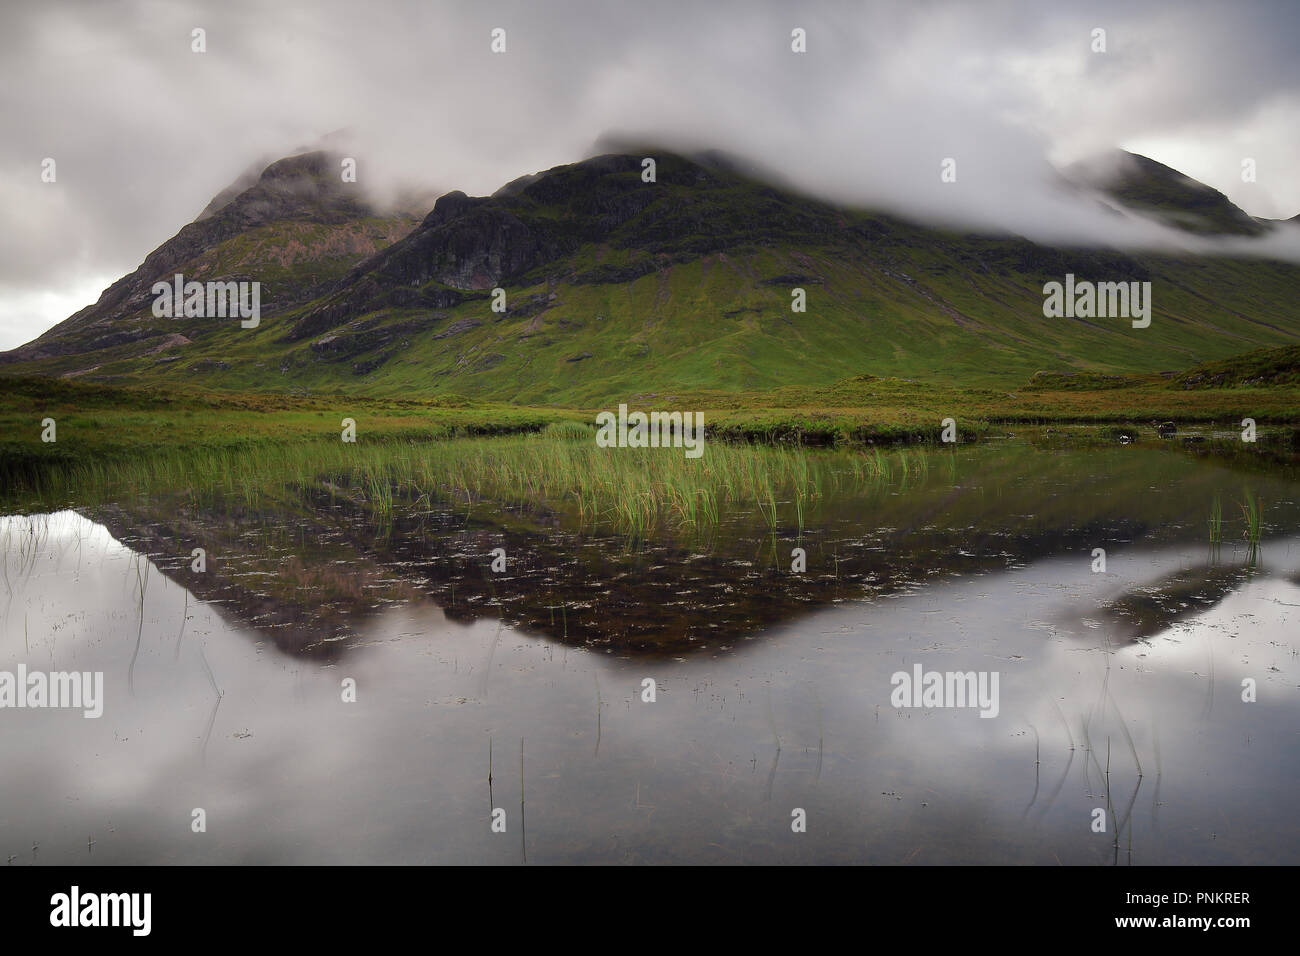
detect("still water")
[2,441,1297,864]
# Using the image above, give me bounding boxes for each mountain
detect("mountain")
[2,151,420,368]
[1064,149,1266,237]
[3,148,1299,401]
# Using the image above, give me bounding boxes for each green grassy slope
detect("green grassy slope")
[4,152,1297,404]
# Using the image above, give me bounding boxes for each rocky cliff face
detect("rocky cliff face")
[280,152,849,344]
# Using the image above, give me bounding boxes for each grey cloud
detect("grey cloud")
[2,0,1298,348]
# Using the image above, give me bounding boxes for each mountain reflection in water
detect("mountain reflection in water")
[1,442,1297,864]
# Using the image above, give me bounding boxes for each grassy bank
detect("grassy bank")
[0,376,559,487]
[2,367,1298,513]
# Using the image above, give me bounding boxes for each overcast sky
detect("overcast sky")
[2,0,1298,350]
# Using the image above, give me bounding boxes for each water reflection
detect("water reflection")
[79,444,1300,659]
[1,442,1298,864]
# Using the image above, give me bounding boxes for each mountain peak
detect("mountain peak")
[1065,149,1264,237]
[1,148,419,368]
[6,144,1299,396]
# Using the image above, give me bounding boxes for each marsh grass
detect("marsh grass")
[1238,490,1262,543]
[1238,490,1263,566]
[428,432,841,538]
[5,425,942,538]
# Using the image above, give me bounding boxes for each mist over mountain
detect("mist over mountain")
[4,143,1298,402]
[1064,150,1269,237]
[5,0,1300,353]
[5,151,422,366]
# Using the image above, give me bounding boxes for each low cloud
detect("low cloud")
[3,0,1298,348]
